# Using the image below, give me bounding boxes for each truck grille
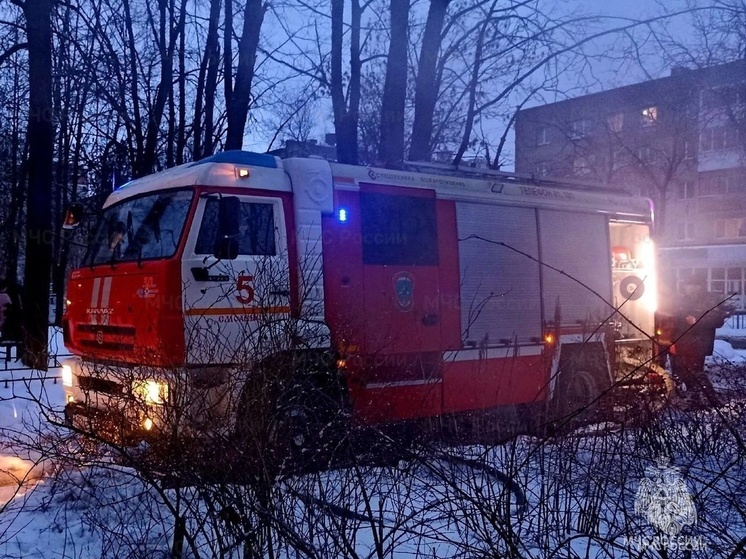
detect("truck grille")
[77,324,136,336]
[76,324,136,352]
[78,375,126,397]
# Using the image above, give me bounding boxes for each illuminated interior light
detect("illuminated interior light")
[67,394,75,404]
[62,365,74,387]
[338,208,348,223]
[544,334,554,344]
[638,238,657,313]
[143,418,153,431]
[237,168,250,178]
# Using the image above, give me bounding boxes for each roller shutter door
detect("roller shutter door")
[456,203,542,345]
[538,210,612,325]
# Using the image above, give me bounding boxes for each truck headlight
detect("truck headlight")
[133,380,168,405]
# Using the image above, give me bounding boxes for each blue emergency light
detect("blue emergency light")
[338,208,348,223]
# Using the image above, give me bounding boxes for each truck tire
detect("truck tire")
[550,343,610,424]
[233,352,349,474]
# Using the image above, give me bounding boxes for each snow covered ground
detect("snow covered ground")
[0,328,744,558]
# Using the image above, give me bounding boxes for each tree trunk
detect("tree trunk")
[176,4,187,165]
[225,0,266,150]
[193,0,221,159]
[139,0,187,175]
[409,0,449,162]
[330,0,361,164]
[22,0,55,369]
[452,4,492,166]
[377,0,411,168]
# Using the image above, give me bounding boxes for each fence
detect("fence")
[724,312,746,330]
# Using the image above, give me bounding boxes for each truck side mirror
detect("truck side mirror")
[62,204,85,230]
[214,196,241,260]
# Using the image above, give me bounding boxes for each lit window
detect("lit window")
[641,106,658,126]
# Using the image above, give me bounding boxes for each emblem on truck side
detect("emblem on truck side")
[393,272,415,312]
[136,277,159,299]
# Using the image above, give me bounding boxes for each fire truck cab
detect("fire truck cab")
[61,151,659,440]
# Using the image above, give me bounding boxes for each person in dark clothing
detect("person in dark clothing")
[663,276,728,406]
[0,279,23,342]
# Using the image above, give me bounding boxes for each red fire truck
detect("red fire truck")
[61,151,661,442]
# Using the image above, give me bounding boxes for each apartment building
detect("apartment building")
[514,60,746,307]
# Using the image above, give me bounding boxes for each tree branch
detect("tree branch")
[0,42,28,68]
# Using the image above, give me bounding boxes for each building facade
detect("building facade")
[515,60,746,308]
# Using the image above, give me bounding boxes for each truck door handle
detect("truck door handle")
[270,290,290,297]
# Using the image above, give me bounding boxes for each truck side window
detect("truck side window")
[360,192,438,266]
[195,198,277,256]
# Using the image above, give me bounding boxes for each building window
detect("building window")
[572,155,593,176]
[727,267,744,295]
[701,85,744,111]
[698,175,713,196]
[537,127,550,146]
[683,139,694,159]
[715,218,746,239]
[724,126,740,149]
[569,119,591,139]
[607,113,624,133]
[699,172,742,195]
[536,162,550,176]
[677,181,696,199]
[636,146,652,163]
[641,106,658,126]
[676,222,695,241]
[727,174,744,193]
[700,126,729,152]
[611,148,626,171]
[676,268,707,292]
[710,267,726,294]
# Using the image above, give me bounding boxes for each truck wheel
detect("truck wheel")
[550,346,609,425]
[562,369,601,412]
[233,354,349,474]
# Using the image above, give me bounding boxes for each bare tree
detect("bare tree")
[330,0,363,164]
[13,0,55,369]
[377,0,411,167]
[192,0,222,160]
[225,0,268,150]
[408,0,450,162]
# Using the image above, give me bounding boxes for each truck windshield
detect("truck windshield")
[84,190,193,267]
